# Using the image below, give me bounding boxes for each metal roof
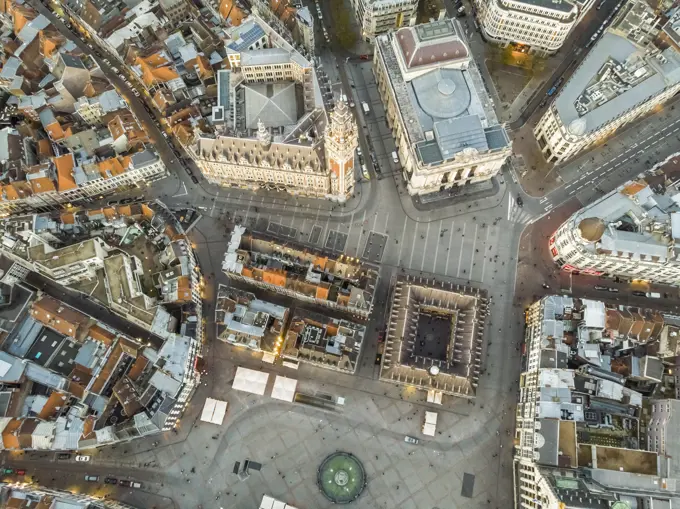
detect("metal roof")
[244,82,298,129]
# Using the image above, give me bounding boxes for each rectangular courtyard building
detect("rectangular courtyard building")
[380,275,489,399]
[222,226,378,318]
[282,309,366,373]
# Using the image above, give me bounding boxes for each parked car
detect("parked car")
[184,167,193,176]
[404,436,419,445]
[375,353,382,365]
[131,482,143,489]
[191,175,199,184]
[632,290,646,297]
[104,477,118,485]
[58,453,71,460]
[85,475,99,482]
[75,455,91,462]
[3,469,14,474]
[391,151,399,164]
[119,480,131,487]
[16,470,25,476]
[594,285,608,291]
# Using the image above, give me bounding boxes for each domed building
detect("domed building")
[550,176,680,285]
[373,18,512,198]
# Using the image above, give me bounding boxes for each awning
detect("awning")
[271,375,297,402]
[200,397,228,425]
[427,389,443,405]
[260,495,299,509]
[232,367,269,395]
[262,352,276,364]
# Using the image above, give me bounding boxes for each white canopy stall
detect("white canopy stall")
[422,411,438,436]
[232,367,269,395]
[271,375,297,402]
[200,397,228,425]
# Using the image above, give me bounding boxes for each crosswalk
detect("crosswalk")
[506,194,534,224]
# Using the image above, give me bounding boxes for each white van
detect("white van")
[391,151,399,164]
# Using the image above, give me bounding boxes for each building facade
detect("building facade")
[350,0,418,41]
[476,0,579,55]
[373,19,511,197]
[0,150,167,217]
[550,171,680,285]
[191,24,357,203]
[534,32,680,164]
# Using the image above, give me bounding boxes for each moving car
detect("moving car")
[594,285,608,291]
[75,455,90,462]
[608,287,620,293]
[646,292,661,298]
[516,195,524,207]
[632,291,646,297]
[404,436,419,445]
[361,165,370,180]
[85,475,99,482]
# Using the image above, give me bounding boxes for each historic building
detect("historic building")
[190,22,358,202]
[475,0,582,55]
[534,32,680,164]
[550,169,680,285]
[373,19,511,197]
[350,0,419,41]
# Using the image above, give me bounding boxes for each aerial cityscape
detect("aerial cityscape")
[0,0,678,506]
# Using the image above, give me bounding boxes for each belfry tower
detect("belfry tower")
[324,96,358,202]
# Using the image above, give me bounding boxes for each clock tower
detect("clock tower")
[324,97,358,202]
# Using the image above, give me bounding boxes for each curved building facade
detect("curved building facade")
[476,0,577,55]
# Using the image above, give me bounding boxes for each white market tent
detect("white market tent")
[232,367,269,395]
[271,375,297,402]
[260,495,298,509]
[427,389,443,405]
[422,411,438,436]
[200,397,228,425]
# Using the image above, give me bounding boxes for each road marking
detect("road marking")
[432,220,443,274]
[382,212,390,234]
[506,193,513,221]
[209,191,219,217]
[421,222,431,271]
[480,226,491,283]
[356,210,367,258]
[173,182,188,197]
[444,220,454,276]
[322,210,332,250]
[243,196,253,221]
[397,215,408,265]
[456,223,466,277]
[539,197,548,204]
[408,223,418,269]
[371,211,378,233]
[469,223,478,277]
[347,210,356,240]
[544,204,554,212]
